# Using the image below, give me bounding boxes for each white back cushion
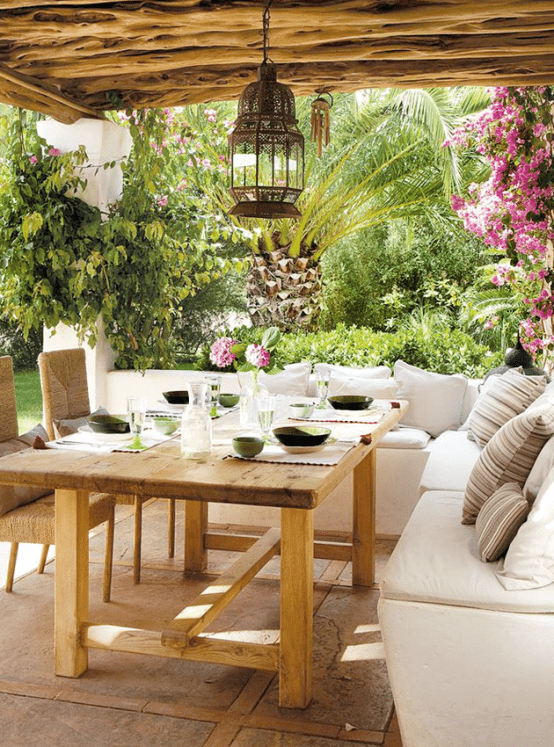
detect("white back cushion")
[394,360,468,438]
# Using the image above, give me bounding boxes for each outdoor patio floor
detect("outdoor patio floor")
[0,500,402,747]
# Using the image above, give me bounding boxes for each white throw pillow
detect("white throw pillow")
[497,464,554,590]
[523,434,554,503]
[314,363,391,380]
[467,368,546,447]
[328,375,398,400]
[393,360,468,438]
[257,362,311,396]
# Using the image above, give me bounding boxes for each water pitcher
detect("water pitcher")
[181,381,212,459]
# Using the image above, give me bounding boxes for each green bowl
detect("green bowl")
[219,392,240,408]
[87,414,130,434]
[232,435,264,458]
[153,416,179,436]
[272,425,331,447]
[328,395,374,411]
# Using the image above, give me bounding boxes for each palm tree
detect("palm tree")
[192,88,491,331]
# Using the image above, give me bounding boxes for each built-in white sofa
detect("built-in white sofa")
[379,368,554,747]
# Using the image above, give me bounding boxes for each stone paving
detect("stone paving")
[0,501,401,747]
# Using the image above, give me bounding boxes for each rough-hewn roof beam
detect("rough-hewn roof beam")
[2,1,554,119]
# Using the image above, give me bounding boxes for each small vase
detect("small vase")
[239,369,269,429]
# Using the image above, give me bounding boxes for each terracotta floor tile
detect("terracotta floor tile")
[0,501,398,746]
[0,692,214,747]
[230,728,380,747]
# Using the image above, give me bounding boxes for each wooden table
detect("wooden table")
[0,402,407,708]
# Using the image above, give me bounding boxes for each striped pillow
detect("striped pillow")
[463,401,554,524]
[468,369,546,447]
[475,483,530,562]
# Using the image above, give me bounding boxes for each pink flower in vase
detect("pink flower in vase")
[245,344,271,369]
[210,336,237,368]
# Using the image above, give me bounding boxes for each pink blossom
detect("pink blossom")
[210,337,237,368]
[245,344,271,369]
[157,196,168,207]
[29,155,37,164]
[48,148,61,156]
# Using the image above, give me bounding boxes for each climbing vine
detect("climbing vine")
[0,106,249,370]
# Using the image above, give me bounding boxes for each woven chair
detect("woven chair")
[38,348,176,584]
[0,355,114,600]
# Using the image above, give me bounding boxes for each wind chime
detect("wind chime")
[310,93,333,157]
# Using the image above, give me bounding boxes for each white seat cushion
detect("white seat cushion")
[377,427,431,450]
[381,492,554,613]
[419,430,482,495]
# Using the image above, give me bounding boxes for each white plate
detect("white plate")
[275,437,336,455]
[277,442,327,454]
[78,426,132,443]
[157,399,186,412]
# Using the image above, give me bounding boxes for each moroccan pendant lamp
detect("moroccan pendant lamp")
[228,0,304,219]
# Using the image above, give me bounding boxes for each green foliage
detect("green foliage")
[0,107,249,371]
[197,323,500,378]
[0,318,42,371]
[321,217,488,331]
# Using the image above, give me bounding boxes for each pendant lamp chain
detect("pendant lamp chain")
[262,0,271,65]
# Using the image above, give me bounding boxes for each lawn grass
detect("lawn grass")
[14,369,43,435]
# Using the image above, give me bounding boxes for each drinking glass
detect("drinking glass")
[206,375,222,417]
[127,396,147,449]
[257,394,276,440]
[316,365,330,409]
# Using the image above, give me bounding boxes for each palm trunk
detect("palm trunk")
[246,244,322,331]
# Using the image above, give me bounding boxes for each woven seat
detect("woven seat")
[0,356,114,600]
[38,348,176,583]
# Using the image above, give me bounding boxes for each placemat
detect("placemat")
[290,406,387,425]
[46,432,172,454]
[226,439,356,465]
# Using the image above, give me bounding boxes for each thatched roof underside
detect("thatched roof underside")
[2,0,554,122]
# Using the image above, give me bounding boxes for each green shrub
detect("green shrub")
[0,318,42,371]
[198,323,502,378]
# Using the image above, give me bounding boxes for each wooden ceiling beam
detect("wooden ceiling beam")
[0,61,102,122]
[12,30,554,84]
[3,1,554,43]
[67,55,554,112]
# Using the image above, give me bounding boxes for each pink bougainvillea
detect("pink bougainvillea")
[449,86,554,364]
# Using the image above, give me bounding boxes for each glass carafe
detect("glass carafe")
[181,381,212,460]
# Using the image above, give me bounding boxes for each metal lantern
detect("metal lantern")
[228,2,304,219]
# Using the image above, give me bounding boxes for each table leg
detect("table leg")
[55,488,89,677]
[184,500,208,572]
[352,447,376,587]
[279,507,314,709]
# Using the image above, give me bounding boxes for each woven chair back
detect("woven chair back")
[0,356,19,442]
[38,348,91,441]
